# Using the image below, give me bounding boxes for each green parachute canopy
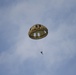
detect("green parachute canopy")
[28,24,48,40]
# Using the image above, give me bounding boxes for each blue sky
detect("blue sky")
[0,0,76,75]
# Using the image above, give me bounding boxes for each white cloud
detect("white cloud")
[0,0,76,75]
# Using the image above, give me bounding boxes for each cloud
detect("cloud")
[0,0,76,75]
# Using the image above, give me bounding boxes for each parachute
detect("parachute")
[28,24,48,55]
[28,24,48,40]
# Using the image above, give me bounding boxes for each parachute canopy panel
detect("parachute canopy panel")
[28,24,48,40]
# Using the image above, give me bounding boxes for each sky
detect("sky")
[0,0,76,75]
